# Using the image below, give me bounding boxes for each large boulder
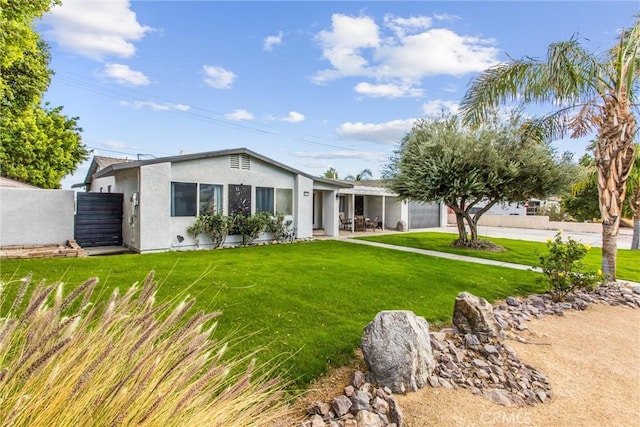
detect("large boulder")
[452,292,500,343]
[361,310,435,393]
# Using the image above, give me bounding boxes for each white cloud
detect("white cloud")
[383,14,433,38]
[295,150,388,161]
[103,63,149,85]
[203,65,237,89]
[421,99,459,116]
[313,14,380,83]
[225,109,254,121]
[270,111,306,123]
[120,100,190,112]
[312,13,499,90]
[354,82,423,98]
[42,0,151,60]
[263,31,283,51]
[336,118,416,145]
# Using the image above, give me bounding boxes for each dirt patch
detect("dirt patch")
[283,304,639,427]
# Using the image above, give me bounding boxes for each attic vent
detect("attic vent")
[241,154,250,170]
[230,154,251,170]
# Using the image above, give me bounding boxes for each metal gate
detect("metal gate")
[75,193,123,247]
[408,201,440,229]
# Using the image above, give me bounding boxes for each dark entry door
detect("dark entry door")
[74,193,123,247]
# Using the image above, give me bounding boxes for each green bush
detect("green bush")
[187,214,235,248]
[536,231,602,301]
[0,272,291,426]
[234,212,272,246]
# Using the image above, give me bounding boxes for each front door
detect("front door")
[313,192,323,229]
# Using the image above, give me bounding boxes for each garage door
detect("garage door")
[408,201,440,229]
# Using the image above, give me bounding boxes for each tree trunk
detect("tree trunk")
[455,212,467,242]
[601,220,619,281]
[595,95,636,280]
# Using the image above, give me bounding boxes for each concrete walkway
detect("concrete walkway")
[345,238,537,271]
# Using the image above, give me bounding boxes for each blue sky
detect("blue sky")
[37,1,639,189]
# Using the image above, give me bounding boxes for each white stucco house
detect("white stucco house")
[84,148,352,253]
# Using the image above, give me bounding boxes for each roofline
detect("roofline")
[93,147,353,188]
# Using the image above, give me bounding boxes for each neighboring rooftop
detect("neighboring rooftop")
[0,177,39,189]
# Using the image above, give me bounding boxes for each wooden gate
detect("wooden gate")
[75,193,123,247]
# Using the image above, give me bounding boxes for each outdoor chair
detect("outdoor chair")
[365,216,379,231]
[354,216,366,232]
[339,214,352,230]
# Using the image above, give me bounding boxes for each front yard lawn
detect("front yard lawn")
[0,240,542,387]
[356,232,640,282]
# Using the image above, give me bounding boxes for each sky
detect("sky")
[36,0,639,189]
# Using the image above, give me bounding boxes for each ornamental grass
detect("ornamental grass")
[0,271,292,426]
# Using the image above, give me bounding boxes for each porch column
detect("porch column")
[351,193,355,232]
[381,196,386,231]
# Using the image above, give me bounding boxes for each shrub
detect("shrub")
[187,214,235,248]
[536,231,602,301]
[0,272,292,426]
[234,212,271,246]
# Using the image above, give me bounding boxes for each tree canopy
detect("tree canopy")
[0,0,88,188]
[386,114,573,246]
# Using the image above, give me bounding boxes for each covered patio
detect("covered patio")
[337,181,407,233]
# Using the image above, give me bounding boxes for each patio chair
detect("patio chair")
[354,216,366,231]
[339,214,353,230]
[365,216,379,231]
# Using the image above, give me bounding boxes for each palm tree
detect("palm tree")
[345,168,373,181]
[572,146,639,250]
[460,19,639,280]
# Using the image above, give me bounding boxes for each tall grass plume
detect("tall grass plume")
[0,271,294,426]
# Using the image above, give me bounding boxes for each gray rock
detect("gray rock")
[344,385,355,397]
[332,395,352,417]
[464,333,481,347]
[505,296,519,306]
[361,310,435,393]
[355,410,383,427]
[483,388,513,406]
[395,220,407,232]
[349,390,372,413]
[309,415,325,427]
[453,292,501,343]
[371,396,389,415]
[351,371,366,389]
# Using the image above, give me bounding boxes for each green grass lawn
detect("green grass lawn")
[356,232,640,282]
[0,240,542,387]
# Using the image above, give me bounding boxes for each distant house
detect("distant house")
[73,155,134,193]
[87,148,351,253]
[0,177,39,189]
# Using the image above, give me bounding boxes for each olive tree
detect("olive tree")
[386,114,573,247]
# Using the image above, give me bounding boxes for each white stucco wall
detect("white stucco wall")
[139,163,172,252]
[115,169,140,250]
[103,154,324,252]
[89,176,117,193]
[384,197,404,229]
[322,190,340,237]
[0,189,75,246]
[295,176,313,238]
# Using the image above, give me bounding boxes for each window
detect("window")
[276,188,293,215]
[107,185,112,193]
[255,187,274,213]
[171,182,197,216]
[199,184,223,215]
